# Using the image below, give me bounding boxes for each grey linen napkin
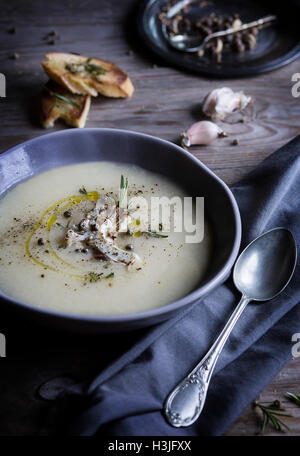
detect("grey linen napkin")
[43,135,300,436]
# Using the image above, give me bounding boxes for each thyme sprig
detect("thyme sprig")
[254,400,291,434]
[286,392,300,406]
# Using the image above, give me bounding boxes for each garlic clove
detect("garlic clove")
[202,87,251,120]
[180,120,227,147]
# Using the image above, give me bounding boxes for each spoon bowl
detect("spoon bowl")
[233,228,297,301]
[165,34,202,52]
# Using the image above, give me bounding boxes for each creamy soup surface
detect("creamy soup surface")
[0,162,212,315]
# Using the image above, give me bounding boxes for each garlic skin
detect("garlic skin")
[202,87,251,120]
[181,120,226,147]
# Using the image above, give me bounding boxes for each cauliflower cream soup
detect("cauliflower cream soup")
[0,162,212,315]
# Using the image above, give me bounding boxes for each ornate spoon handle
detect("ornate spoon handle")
[164,295,250,427]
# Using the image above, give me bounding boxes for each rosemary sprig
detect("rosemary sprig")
[146,230,168,238]
[254,400,291,434]
[119,175,129,209]
[286,392,300,406]
[79,186,88,195]
[52,92,81,109]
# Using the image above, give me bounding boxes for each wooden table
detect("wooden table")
[0,0,299,436]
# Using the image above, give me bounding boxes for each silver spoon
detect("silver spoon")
[164,227,297,427]
[163,15,277,53]
[160,0,276,53]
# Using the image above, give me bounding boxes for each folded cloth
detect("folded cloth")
[43,135,300,436]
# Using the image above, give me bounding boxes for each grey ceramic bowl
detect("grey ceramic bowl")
[0,128,241,332]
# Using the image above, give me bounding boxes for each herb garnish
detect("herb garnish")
[159,223,163,231]
[254,400,291,434]
[146,230,168,238]
[79,186,88,195]
[65,58,107,77]
[52,92,81,109]
[286,392,300,406]
[56,221,70,229]
[105,272,114,279]
[103,262,111,269]
[23,223,33,227]
[88,272,102,282]
[86,62,107,76]
[119,175,129,209]
[65,63,85,74]
[58,244,67,249]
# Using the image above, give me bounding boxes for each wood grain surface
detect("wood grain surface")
[0,0,299,436]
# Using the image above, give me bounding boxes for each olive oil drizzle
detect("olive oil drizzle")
[25,191,98,279]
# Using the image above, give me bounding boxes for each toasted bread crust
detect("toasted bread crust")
[41,53,134,98]
[41,81,91,128]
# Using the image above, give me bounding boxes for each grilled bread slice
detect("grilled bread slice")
[41,81,91,128]
[41,52,134,98]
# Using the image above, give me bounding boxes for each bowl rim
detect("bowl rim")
[0,128,242,323]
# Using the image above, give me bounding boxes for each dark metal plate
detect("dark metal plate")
[137,0,300,77]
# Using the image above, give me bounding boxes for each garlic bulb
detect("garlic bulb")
[181,121,227,147]
[202,87,251,120]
